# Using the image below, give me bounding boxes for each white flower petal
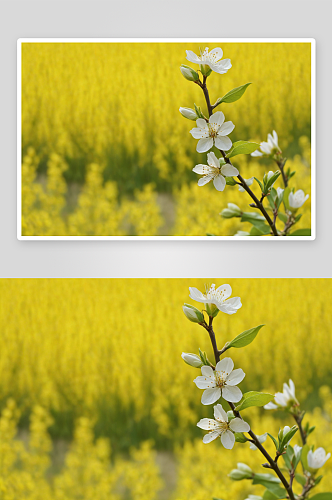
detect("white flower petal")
[193,375,215,389]
[213,175,226,192]
[214,403,228,422]
[196,118,209,130]
[220,164,239,177]
[201,387,221,405]
[192,164,211,175]
[229,417,250,432]
[209,111,225,128]
[198,175,213,186]
[186,50,201,65]
[218,121,235,136]
[209,47,223,62]
[221,430,235,449]
[264,402,278,410]
[201,365,214,377]
[251,150,263,157]
[215,357,234,375]
[190,127,209,139]
[226,368,245,386]
[215,136,232,151]
[188,287,205,302]
[215,284,232,299]
[222,385,242,403]
[203,430,221,443]
[197,418,219,430]
[207,152,220,169]
[197,137,214,153]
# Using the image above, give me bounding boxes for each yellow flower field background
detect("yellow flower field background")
[21,42,312,236]
[0,279,331,500]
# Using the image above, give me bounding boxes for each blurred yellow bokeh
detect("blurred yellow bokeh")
[21,42,312,236]
[0,279,331,499]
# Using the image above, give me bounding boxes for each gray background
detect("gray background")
[1,0,330,277]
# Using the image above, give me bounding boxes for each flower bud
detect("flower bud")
[221,203,242,219]
[182,303,204,324]
[179,107,197,120]
[229,463,253,480]
[180,65,199,82]
[237,463,253,474]
[181,352,203,368]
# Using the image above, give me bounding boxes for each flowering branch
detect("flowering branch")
[179,46,311,236]
[181,283,330,500]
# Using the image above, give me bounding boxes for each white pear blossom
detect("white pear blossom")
[190,112,235,153]
[197,403,250,449]
[189,283,242,315]
[186,47,232,75]
[238,177,254,192]
[251,130,281,157]
[193,152,239,191]
[289,190,309,209]
[249,433,267,450]
[194,357,245,405]
[307,448,331,470]
[264,379,298,410]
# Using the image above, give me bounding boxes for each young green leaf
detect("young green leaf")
[309,494,332,500]
[234,432,249,443]
[290,229,311,236]
[301,444,310,471]
[214,83,252,106]
[235,391,274,412]
[227,325,264,349]
[254,177,264,191]
[295,473,306,486]
[227,141,260,158]
[278,213,288,223]
[267,433,278,450]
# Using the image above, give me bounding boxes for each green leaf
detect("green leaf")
[227,325,264,349]
[294,213,302,223]
[241,212,266,224]
[309,494,332,500]
[235,391,274,412]
[290,229,311,236]
[227,141,260,158]
[263,491,280,500]
[264,171,281,192]
[215,83,252,106]
[250,226,264,236]
[249,220,271,234]
[295,473,306,486]
[225,176,237,186]
[206,233,216,236]
[262,487,286,499]
[253,474,281,484]
[301,444,310,471]
[234,432,248,443]
[254,177,264,191]
[315,476,323,486]
[278,213,288,223]
[283,187,291,211]
[280,426,298,449]
[268,433,278,450]
[253,475,285,497]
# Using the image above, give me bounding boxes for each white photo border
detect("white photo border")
[17,38,316,241]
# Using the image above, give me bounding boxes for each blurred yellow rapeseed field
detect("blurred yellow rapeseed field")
[0,279,331,499]
[21,42,312,236]
[0,279,331,500]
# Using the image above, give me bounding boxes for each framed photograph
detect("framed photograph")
[17,39,315,240]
